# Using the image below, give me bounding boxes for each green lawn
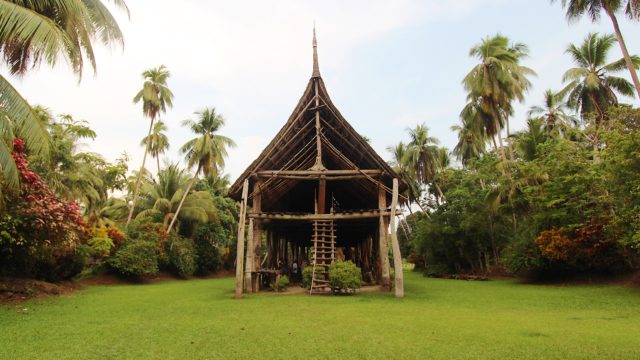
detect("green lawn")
[1,272,639,359]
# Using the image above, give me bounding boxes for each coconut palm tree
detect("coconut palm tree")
[0,0,128,191]
[452,115,487,167]
[140,120,170,175]
[463,34,535,161]
[528,89,578,136]
[552,0,640,96]
[127,65,174,226]
[512,118,550,161]
[405,124,446,203]
[167,107,235,233]
[559,33,639,153]
[137,164,216,230]
[387,141,423,212]
[0,0,129,76]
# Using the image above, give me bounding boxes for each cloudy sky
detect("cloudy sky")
[4,0,640,180]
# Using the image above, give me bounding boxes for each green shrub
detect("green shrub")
[193,223,224,274]
[272,275,289,292]
[88,237,114,258]
[302,266,314,289]
[328,261,363,294]
[108,241,158,277]
[36,247,86,282]
[168,237,198,277]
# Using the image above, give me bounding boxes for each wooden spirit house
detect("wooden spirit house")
[229,29,405,297]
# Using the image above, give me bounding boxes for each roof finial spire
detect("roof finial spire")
[312,23,320,77]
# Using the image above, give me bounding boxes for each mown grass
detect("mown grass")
[1,272,639,359]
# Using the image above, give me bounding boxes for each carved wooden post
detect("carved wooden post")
[252,182,262,293]
[244,218,254,293]
[389,178,404,298]
[234,179,249,299]
[378,185,391,289]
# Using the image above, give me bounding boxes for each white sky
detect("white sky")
[4,0,639,180]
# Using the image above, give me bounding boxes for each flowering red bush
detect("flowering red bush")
[11,138,87,242]
[0,139,87,278]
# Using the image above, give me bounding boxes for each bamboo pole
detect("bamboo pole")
[234,180,249,299]
[389,178,404,298]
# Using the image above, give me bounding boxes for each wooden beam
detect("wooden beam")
[389,178,404,298]
[234,179,249,299]
[378,186,391,289]
[247,210,400,221]
[257,169,382,177]
[253,174,378,181]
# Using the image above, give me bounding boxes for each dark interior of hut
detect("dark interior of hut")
[262,218,380,284]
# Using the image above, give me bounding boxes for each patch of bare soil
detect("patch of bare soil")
[1,270,236,304]
[0,277,81,304]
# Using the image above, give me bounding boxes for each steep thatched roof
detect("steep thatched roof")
[229,30,402,210]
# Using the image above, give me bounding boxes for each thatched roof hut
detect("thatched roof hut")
[231,28,405,297]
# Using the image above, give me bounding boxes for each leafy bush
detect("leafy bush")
[0,139,88,279]
[328,261,363,294]
[106,227,126,249]
[272,275,289,292]
[302,266,314,289]
[88,237,114,258]
[109,241,158,277]
[36,247,86,282]
[192,223,224,274]
[126,219,169,267]
[168,237,198,277]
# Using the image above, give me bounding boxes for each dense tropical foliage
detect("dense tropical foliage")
[397,32,640,279]
[0,0,639,285]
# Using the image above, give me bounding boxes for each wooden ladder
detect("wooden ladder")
[310,219,335,294]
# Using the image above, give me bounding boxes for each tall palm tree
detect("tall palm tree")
[137,164,216,230]
[127,65,174,226]
[552,0,640,96]
[140,120,170,175]
[387,141,423,212]
[559,33,639,152]
[451,115,487,167]
[512,118,549,161]
[167,107,235,233]
[463,34,535,161]
[405,124,445,203]
[0,0,128,191]
[528,89,578,136]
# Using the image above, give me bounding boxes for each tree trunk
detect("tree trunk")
[505,113,515,160]
[493,117,509,163]
[126,116,156,226]
[433,182,446,203]
[491,134,508,177]
[606,8,640,97]
[166,166,200,233]
[156,154,161,176]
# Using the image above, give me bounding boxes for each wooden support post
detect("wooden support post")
[244,218,254,293]
[318,176,326,214]
[378,185,391,289]
[234,179,249,299]
[252,182,262,293]
[252,222,262,293]
[389,178,404,298]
